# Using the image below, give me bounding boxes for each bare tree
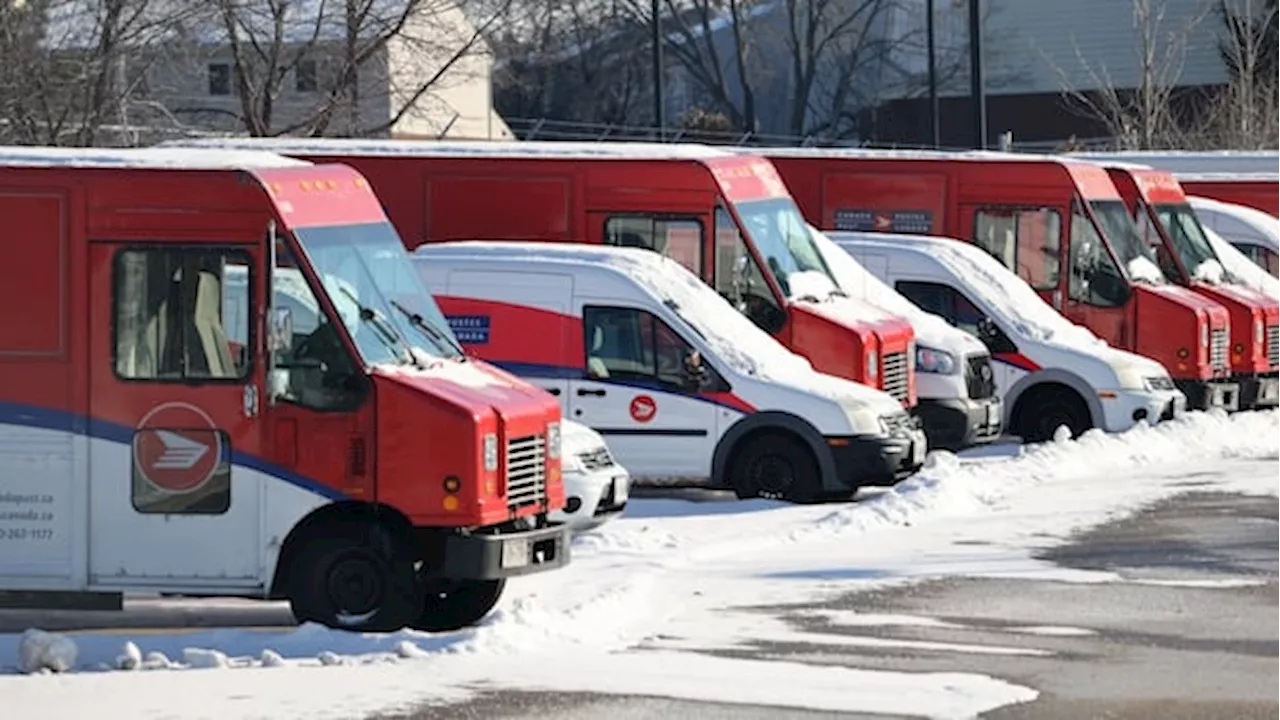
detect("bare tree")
[178,0,510,138]
[1198,0,1278,148]
[1050,0,1211,150]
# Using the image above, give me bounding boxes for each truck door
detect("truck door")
[87,241,263,588]
[570,301,719,480]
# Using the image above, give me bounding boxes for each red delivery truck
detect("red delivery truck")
[1176,174,1279,219]
[0,147,568,634]
[759,148,1239,412]
[1094,163,1278,409]
[164,139,919,410]
[1069,151,1279,218]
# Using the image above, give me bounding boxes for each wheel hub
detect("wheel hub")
[327,553,385,616]
[751,454,794,495]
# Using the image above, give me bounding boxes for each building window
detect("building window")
[113,246,253,381]
[208,63,231,96]
[296,59,318,93]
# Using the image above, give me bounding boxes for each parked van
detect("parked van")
[554,420,630,530]
[1188,195,1280,278]
[829,232,1187,443]
[807,225,1003,451]
[413,241,927,502]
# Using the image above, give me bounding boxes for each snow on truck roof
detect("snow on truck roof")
[161,138,741,161]
[732,146,1099,167]
[0,146,310,170]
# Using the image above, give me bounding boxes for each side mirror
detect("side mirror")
[267,307,293,352]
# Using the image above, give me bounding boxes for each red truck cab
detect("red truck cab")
[761,148,1239,412]
[164,139,918,409]
[0,147,567,634]
[1097,164,1278,409]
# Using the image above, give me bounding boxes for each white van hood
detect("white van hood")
[561,418,607,455]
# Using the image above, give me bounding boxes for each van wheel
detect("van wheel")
[411,579,506,633]
[287,521,421,633]
[728,432,821,503]
[1015,385,1092,444]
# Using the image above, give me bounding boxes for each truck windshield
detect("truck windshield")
[1152,203,1220,277]
[732,197,840,301]
[293,221,464,364]
[1088,199,1164,283]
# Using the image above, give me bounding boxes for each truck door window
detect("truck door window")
[270,241,364,412]
[1068,202,1129,308]
[713,207,786,333]
[113,247,252,381]
[603,216,704,275]
[895,280,1016,353]
[972,207,1062,291]
[582,306,726,392]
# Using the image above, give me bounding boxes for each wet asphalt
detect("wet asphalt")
[379,490,1279,720]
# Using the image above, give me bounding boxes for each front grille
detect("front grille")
[1147,376,1176,391]
[964,354,997,399]
[1268,324,1278,368]
[1209,328,1229,371]
[505,434,547,510]
[882,351,910,403]
[880,411,916,436]
[577,446,614,471]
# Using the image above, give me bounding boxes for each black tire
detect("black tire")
[727,432,822,503]
[411,579,506,633]
[287,521,421,633]
[1015,385,1093,444]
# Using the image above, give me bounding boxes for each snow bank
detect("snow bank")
[1197,219,1280,300]
[17,629,77,674]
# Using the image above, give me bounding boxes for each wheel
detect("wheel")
[727,432,822,503]
[1015,385,1092,444]
[410,579,506,633]
[287,521,421,633]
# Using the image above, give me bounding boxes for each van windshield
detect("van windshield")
[1152,203,1220,277]
[732,197,841,301]
[1088,200,1165,283]
[293,221,464,364]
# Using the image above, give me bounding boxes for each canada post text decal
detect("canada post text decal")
[834,209,934,234]
[446,314,491,344]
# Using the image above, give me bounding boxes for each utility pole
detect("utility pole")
[967,0,987,149]
[926,0,939,147]
[652,0,665,140]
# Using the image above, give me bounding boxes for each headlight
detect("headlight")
[1142,375,1175,392]
[1200,323,1209,347]
[915,345,960,375]
[482,432,499,472]
[1256,319,1264,344]
[866,350,878,378]
[561,452,583,473]
[546,421,561,459]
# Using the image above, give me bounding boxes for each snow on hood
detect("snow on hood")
[562,418,607,455]
[785,270,840,301]
[1201,225,1280,300]
[809,226,987,357]
[1126,256,1166,284]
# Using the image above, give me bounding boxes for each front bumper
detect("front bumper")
[550,468,630,530]
[429,523,570,580]
[1236,372,1279,410]
[913,396,1002,451]
[1100,387,1187,432]
[826,426,928,489]
[1174,378,1241,412]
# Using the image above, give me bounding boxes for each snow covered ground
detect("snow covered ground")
[0,410,1276,720]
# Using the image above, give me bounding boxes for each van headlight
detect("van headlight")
[483,432,499,472]
[546,421,561,459]
[915,345,960,375]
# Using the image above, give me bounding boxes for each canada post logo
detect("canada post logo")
[131,402,224,493]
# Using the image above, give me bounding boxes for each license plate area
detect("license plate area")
[500,537,530,569]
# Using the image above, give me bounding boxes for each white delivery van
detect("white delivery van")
[828,232,1187,444]
[413,241,926,502]
[1188,195,1280,278]
[807,224,1003,451]
[553,420,630,530]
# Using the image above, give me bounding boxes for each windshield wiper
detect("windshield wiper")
[389,299,467,359]
[338,287,418,367]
